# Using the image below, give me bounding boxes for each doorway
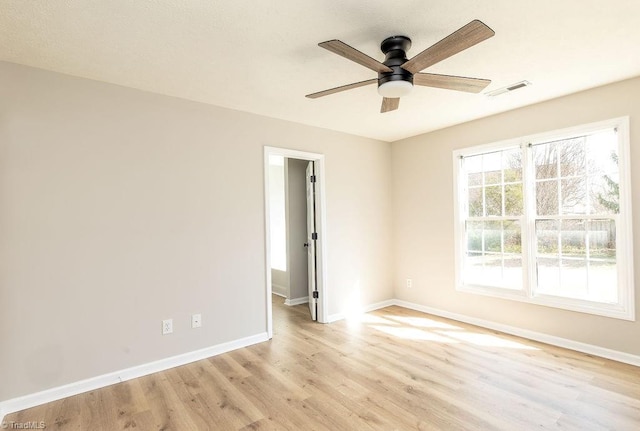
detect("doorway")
[264,147,328,338]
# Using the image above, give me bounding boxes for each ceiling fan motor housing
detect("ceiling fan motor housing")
[378,36,413,86]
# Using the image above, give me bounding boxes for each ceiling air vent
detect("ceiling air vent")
[485,80,532,97]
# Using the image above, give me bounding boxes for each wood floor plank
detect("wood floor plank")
[44,391,83,430]
[139,371,203,430]
[4,296,640,430]
[186,360,264,429]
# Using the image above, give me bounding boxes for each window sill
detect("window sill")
[457,283,635,321]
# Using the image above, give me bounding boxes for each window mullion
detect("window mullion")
[523,143,537,298]
[585,220,591,297]
[500,220,505,281]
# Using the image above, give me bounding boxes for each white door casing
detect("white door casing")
[306,161,317,321]
[263,146,327,338]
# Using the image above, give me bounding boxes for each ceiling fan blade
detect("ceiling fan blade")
[401,20,495,74]
[413,73,491,93]
[319,40,392,73]
[381,97,400,113]
[305,79,377,99]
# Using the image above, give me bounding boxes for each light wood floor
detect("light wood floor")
[5,296,640,430]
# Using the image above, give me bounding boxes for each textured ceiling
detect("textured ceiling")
[2,1,640,142]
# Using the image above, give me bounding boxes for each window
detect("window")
[453,118,634,320]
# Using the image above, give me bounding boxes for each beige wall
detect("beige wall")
[0,61,393,401]
[271,269,289,296]
[392,76,640,356]
[4,57,637,404]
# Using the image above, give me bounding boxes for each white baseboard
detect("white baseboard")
[326,298,640,367]
[4,298,638,422]
[0,332,269,419]
[284,296,309,306]
[327,299,396,323]
[392,299,640,368]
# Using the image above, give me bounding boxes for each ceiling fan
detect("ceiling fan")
[306,20,495,113]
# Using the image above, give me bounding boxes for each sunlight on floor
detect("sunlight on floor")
[338,303,540,351]
[383,315,462,330]
[355,311,541,351]
[358,314,400,325]
[371,325,457,342]
[437,331,538,350]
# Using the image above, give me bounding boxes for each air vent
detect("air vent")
[485,80,532,97]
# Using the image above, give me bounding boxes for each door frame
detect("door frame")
[263,146,329,338]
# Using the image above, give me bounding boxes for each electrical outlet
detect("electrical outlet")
[406,278,413,288]
[162,319,173,335]
[192,313,202,328]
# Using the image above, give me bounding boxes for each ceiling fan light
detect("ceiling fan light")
[377,80,413,98]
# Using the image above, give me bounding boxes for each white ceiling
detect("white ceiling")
[2,1,640,142]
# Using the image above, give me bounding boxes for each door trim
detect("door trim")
[263,146,329,338]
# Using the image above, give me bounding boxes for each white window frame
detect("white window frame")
[453,117,634,321]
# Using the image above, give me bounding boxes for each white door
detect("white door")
[305,161,317,321]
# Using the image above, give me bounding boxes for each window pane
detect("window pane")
[536,218,619,303]
[466,154,483,186]
[465,254,521,290]
[484,221,502,253]
[559,138,586,178]
[536,180,558,215]
[463,148,523,219]
[464,251,484,284]
[468,187,483,217]
[485,171,501,186]
[466,221,483,252]
[536,219,559,256]
[557,259,588,298]
[588,260,618,303]
[503,149,522,182]
[482,255,503,286]
[560,177,587,215]
[590,173,619,214]
[464,253,494,286]
[505,183,523,216]
[503,256,523,289]
[485,185,502,216]
[504,221,521,254]
[534,142,558,179]
[586,130,618,177]
[588,220,617,303]
[483,152,502,185]
[586,130,619,215]
[468,172,482,187]
[561,219,586,258]
[464,220,522,290]
[589,219,616,259]
[536,257,560,293]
